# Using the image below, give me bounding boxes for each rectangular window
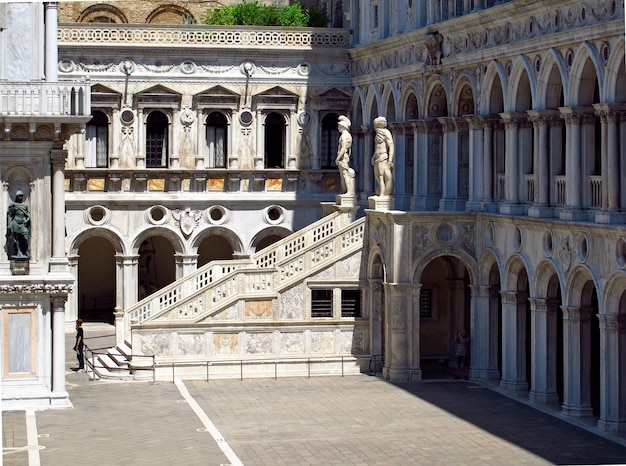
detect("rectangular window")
[311,289,333,318]
[341,289,361,318]
[420,288,433,319]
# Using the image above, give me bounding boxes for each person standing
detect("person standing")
[454,329,470,380]
[73,319,85,372]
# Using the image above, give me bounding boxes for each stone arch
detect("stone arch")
[413,248,478,286]
[191,224,245,257]
[537,51,567,109]
[507,55,536,112]
[564,264,601,308]
[478,248,504,285]
[604,271,626,317]
[532,259,564,299]
[568,42,603,106]
[481,60,507,115]
[503,253,532,291]
[68,225,126,256]
[77,4,128,23]
[352,87,367,126]
[364,84,382,122]
[603,38,626,103]
[452,77,476,117]
[146,4,195,24]
[249,225,292,253]
[131,225,185,255]
[399,83,420,121]
[424,78,448,118]
[380,82,399,121]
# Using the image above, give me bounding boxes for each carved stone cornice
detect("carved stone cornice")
[0,284,74,295]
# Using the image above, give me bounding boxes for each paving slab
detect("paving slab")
[3,323,626,465]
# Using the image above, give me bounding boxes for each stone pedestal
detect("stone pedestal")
[368,195,394,211]
[10,257,29,275]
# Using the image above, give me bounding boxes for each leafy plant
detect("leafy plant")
[202,1,329,27]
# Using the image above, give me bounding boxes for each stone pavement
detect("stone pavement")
[3,323,626,465]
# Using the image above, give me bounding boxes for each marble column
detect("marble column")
[50,149,68,273]
[410,284,422,381]
[465,116,484,211]
[120,254,139,340]
[51,295,69,403]
[137,108,146,168]
[499,113,526,215]
[593,104,626,223]
[471,284,500,380]
[175,253,198,279]
[558,107,591,221]
[561,306,594,417]
[597,314,626,432]
[360,125,373,201]
[499,291,529,392]
[527,110,558,217]
[481,117,496,211]
[437,117,459,211]
[44,2,58,82]
[528,298,559,403]
[384,282,411,381]
[410,120,429,210]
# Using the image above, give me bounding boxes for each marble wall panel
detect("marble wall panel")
[213,333,239,356]
[279,283,305,320]
[245,332,274,355]
[177,333,203,356]
[279,332,304,354]
[140,332,171,357]
[310,331,335,354]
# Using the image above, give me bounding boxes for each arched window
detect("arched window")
[206,112,227,168]
[146,111,168,168]
[264,112,285,169]
[321,113,339,169]
[86,110,109,168]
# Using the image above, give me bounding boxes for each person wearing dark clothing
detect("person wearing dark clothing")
[73,319,85,372]
[454,329,470,380]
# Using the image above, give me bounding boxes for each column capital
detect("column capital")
[558,106,595,124]
[527,109,560,125]
[561,305,593,321]
[597,314,626,331]
[528,297,549,312]
[499,112,527,127]
[50,294,68,309]
[464,115,485,130]
[50,149,68,166]
[437,117,456,133]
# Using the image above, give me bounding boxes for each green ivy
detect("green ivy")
[202,1,328,27]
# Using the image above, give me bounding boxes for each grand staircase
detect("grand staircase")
[98,209,366,381]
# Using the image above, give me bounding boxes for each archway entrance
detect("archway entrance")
[138,236,176,299]
[418,256,470,379]
[78,237,115,323]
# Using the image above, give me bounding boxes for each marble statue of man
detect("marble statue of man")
[336,115,355,195]
[371,116,394,196]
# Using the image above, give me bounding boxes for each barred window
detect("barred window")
[420,288,433,319]
[311,289,332,318]
[341,289,361,318]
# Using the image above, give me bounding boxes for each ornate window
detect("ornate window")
[206,112,227,168]
[264,112,285,169]
[146,111,168,168]
[320,113,339,169]
[86,110,109,168]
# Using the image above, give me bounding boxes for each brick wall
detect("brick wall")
[58,1,319,24]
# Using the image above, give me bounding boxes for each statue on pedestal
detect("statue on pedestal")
[336,115,355,196]
[7,190,30,259]
[371,116,394,197]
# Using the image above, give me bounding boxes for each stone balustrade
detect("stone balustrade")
[58,24,352,49]
[0,81,91,119]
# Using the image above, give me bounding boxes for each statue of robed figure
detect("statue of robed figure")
[7,190,30,259]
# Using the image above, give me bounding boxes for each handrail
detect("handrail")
[0,80,91,117]
[133,215,365,325]
[154,355,370,383]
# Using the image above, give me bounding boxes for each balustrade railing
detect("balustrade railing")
[0,81,91,118]
[126,212,365,332]
[555,176,566,205]
[59,24,352,49]
[589,175,602,208]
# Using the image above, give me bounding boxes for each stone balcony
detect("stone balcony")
[0,80,91,124]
